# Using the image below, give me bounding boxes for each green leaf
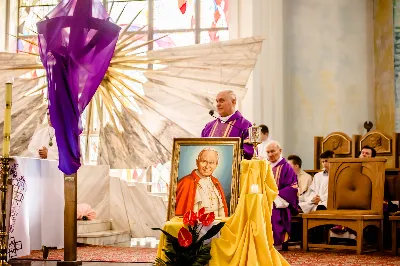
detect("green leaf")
[153,257,168,266]
[152,228,178,244]
[189,225,200,243]
[197,222,225,243]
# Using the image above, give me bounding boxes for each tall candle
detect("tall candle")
[2,82,12,158]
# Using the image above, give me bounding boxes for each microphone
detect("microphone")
[209,110,247,158]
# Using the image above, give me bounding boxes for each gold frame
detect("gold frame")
[167,137,241,220]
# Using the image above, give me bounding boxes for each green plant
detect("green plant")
[153,208,225,266]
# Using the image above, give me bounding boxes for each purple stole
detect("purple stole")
[201,111,253,159]
[271,158,299,246]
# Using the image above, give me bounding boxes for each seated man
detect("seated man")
[359,145,376,158]
[288,155,313,196]
[299,150,334,213]
[28,111,59,160]
[330,145,383,244]
[266,141,298,250]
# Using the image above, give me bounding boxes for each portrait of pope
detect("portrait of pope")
[175,148,229,217]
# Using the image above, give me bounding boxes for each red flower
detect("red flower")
[178,227,192,247]
[183,210,198,226]
[197,207,206,218]
[199,212,215,226]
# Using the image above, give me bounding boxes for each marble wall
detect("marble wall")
[77,165,110,220]
[77,167,166,239]
[230,0,375,169]
[283,0,374,168]
[109,175,167,239]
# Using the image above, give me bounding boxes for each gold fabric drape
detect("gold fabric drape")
[209,159,289,266]
[156,216,183,259]
[156,159,289,265]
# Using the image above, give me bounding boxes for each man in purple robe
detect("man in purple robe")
[201,90,253,159]
[266,141,298,250]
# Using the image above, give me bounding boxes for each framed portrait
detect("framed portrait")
[167,137,241,220]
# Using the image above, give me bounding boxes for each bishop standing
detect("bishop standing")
[201,90,253,159]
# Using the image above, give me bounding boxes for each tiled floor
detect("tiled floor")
[106,237,159,248]
[10,262,152,265]
[10,238,159,265]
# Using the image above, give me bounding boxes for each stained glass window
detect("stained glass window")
[107,1,148,28]
[18,0,229,51]
[200,0,228,29]
[153,32,196,50]
[18,0,59,37]
[80,135,87,162]
[154,0,196,30]
[17,0,229,171]
[200,29,229,43]
[89,136,100,164]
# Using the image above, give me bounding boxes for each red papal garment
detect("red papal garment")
[175,170,228,216]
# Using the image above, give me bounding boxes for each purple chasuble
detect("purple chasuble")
[37,0,120,174]
[201,110,253,159]
[271,158,298,246]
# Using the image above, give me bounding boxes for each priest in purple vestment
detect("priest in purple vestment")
[266,141,298,250]
[201,90,253,159]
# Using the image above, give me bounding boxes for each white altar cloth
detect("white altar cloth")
[8,157,64,259]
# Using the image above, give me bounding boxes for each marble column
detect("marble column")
[230,0,285,144]
[374,0,396,133]
[0,0,18,52]
[8,0,18,52]
[0,0,6,52]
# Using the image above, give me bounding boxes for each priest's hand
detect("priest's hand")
[39,147,48,159]
[311,195,321,205]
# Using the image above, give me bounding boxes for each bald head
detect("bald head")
[266,141,282,163]
[216,90,236,117]
[196,148,219,177]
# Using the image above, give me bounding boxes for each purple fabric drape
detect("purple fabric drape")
[37,0,120,174]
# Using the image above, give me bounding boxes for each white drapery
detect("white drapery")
[8,157,64,259]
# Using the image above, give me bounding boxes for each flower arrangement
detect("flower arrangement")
[77,203,96,220]
[153,208,225,266]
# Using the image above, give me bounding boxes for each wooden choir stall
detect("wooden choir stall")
[302,130,400,254]
[303,157,386,254]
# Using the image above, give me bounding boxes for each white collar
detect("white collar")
[270,156,283,168]
[195,170,209,179]
[219,113,234,123]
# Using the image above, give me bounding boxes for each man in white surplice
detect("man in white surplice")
[299,150,334,213]
[257,124,272,159]
[28,111,59,160]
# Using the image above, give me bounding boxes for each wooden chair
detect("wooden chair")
[387,168,400,255]
[390,214,400,255]
[287,213,303,248]
[313,132,356,170]
[302,158,386,255]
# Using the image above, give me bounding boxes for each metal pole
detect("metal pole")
[0,158,10,266]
